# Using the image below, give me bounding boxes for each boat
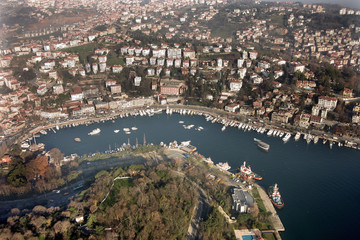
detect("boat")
[314,136,319,144]
[282,133,291,143]
[74,138,81,142]
[21,142,30,148]
[131,127,138,131]
[40,130,47,135]
[216,162,231,171]
[294,132,301,141]
[123,128,130,132]
[179,121,184,124]
[268,183,284,209]
[238,161,263,181]
[114,130,120,133]
[254,138,270,151]
[88,128,101,135]
[221,126,226,131]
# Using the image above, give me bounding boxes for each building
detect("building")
[232,188,254,213]
[229,80,243,92]
[110,84,122,94]
[134,77,142,87]
[318,96,337,111]
[70,87,83,101]
[225,103,240,112]
[160,79,186,95]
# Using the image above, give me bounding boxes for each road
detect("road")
[0,155,147,220]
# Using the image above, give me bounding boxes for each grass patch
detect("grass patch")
[101,178,133,208]
[67,170,82,182]
[63,43,98,64]
[263,232,276,240]
[252,188,266,212]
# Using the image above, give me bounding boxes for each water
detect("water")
[38,113,360,240]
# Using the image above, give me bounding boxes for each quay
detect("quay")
[254,183,285,239]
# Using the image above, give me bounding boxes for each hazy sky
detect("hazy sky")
[261,0,360,9]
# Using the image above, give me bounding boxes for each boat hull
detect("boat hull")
[268,186,284,209]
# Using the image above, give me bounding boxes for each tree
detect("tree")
[25,156,49,181]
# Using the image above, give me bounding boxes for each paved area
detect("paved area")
[255,184,285,232]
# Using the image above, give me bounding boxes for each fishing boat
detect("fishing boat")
[254,138,270,151]
[268,183,284,209]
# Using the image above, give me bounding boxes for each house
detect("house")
[229,80,243,92]
[232,188,254,213]
[225,103,240,113]
[342,88,353,98]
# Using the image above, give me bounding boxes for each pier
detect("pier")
[254,183,285,239]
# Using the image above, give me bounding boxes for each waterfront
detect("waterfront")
[37,112,360,240]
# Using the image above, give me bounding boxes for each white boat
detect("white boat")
[267,129,273,136]
[221,126,226,131]
[123,128,130,132]
[314,136,319,144]
[294,132,301,141]
[282,133,291,143]
[21,142,30,148]
[114,130,120,133]
[216,162,231,171]
[88,128,101,135]
[131,127,138,131]
[125,131,131,135]
[179,121,184,124]
[40,130,47,135]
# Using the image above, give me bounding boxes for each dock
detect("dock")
[254,183,285,239]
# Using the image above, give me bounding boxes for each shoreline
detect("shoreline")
[17,104,360,152]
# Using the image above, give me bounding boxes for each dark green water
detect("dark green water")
[38,113,360,240]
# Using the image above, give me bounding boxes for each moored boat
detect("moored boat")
[216,162,231,171]
[238,161,263,181]
[268,183,284,209]
[74,138,81,142]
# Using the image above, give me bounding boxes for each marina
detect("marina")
[34,110,360,240]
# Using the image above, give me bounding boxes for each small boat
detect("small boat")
[294,132,301,141]
[114,130,120,133]
[254,138,270,151]
[40,130,47,135]
[74,138,81,142]
[123,128,130,132]
[221,126,226,131]
[88,128,101,135]
[216,162,231,171]
[131,127,138,131]
[125,131,131,135]
[179,121,184,124]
